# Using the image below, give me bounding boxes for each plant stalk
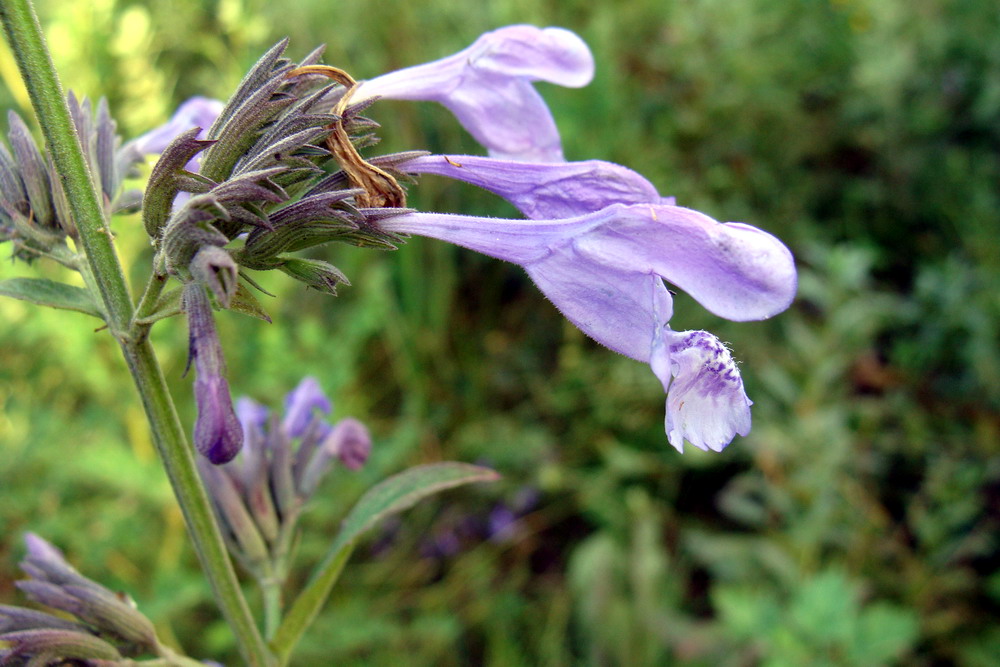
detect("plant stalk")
[0,1,272,664]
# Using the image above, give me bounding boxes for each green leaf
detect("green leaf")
[789,569,856,645]
[270,463,499,664]
[713,585,782,641]
[0,277,103,318]
[850,603,919,665]
[332,462,499,553]
[230,282,272,322]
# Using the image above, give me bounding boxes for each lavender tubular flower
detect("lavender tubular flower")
[403,154,664,217]
[374,201,795,452]
[354,25,594,161]
[394,153,798,451]
[184,283,243,463]
[142,25,593,165]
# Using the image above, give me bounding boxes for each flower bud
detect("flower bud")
[332,418,372,470]
[198,459,270,569]
[282,377,331,438]
[184,283,243,463]
[0,605,88,634]
[0,628,122,663]
[15,535,159,657]
[190,245,239,308]
[297,418,372,497]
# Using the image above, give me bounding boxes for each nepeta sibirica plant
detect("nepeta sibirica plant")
[0,7,795,666]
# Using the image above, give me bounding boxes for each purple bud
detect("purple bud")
[189,245,239,308]
[282,377,331,438]
[297,418,372,497]
[331,418,372,470]
[0,628,122,663]
[185,284,243,463]
[0,605,88,633]
[21,534,100,593]
[16,536,158,654]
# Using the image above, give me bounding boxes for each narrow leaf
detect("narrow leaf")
[332,463,499,554]
[0,278,102,318]
[270,463,498,662]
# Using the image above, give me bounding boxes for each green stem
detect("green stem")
[0,2,272,664]
[261,576,283,641]
[123,340,272,666]
[0,0,131,334]
[133,257,172,332]
[269,544,355,666]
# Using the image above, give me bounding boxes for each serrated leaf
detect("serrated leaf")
[0,278,103,319]
[230,282,272,322]
[271,463,498,661]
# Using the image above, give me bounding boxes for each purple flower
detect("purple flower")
[185,284,243,463]
[139,26,592,164]
[402,154,665,217]
[376,156,796,451]
[355,25,594,161]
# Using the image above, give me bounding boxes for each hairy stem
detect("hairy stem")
[0,2,272,664]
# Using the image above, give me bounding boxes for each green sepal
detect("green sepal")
[230,282,272,322]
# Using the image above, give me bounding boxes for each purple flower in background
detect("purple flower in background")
[383,155,797,452]
[282,376,332,437]
[132,96,224,155]
[197,379,372,577]
[355,25,594,161]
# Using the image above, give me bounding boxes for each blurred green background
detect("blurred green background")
[1,0,999,664]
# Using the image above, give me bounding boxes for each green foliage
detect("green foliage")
[2,0,999,665]
[713,570,919,666]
